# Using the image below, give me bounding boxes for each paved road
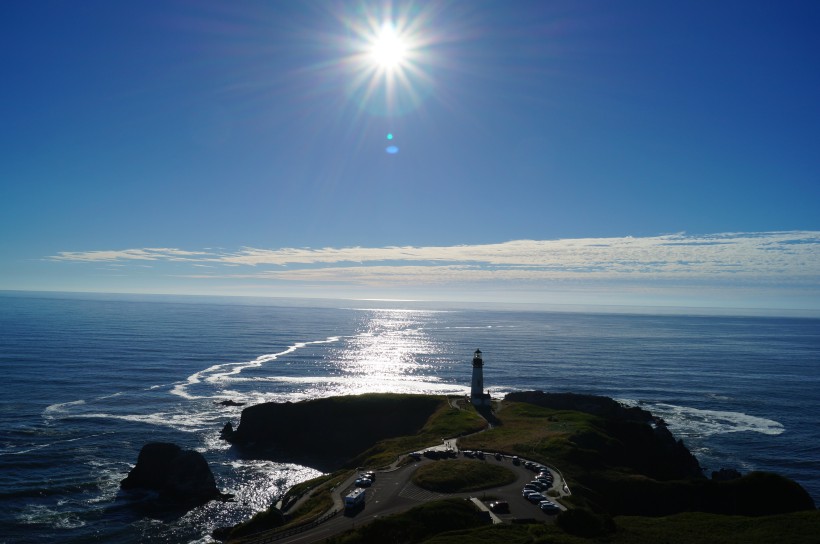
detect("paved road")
[248,452,569,544]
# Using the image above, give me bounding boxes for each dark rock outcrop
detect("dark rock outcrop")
[712,467,742,481]
[220,422,234,440]
[217,399,245,407]
[121,442,229,509]
[224,393,444,471]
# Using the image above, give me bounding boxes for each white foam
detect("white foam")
[86,458,131,504]
[0,431,115,456]
[43,399,86,419]
[66,411,215,432]
[18,504,86,529]
[170,335,345,400]
[646,402,784,437]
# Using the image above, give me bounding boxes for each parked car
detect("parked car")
[540,501,561,514]
[409,452,422,460]
[360,471,375,482]
[527,492,547,504]
[527,492,547,503]
[529,481,548,491]
[488,500,509,513]
[494,452,503,461]
[512,456,520,465]
[355,477,372,487]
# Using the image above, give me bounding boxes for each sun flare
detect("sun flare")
[369,23,408,70]
[335,5,443,115]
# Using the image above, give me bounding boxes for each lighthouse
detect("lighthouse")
[470,349,492,406]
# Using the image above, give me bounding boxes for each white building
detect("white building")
[470,349,492,406]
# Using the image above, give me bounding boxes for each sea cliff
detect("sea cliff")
[222,393,453,471]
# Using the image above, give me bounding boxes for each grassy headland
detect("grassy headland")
[224,393,487,471]
[220,392,817,543]
[458,392,814,516]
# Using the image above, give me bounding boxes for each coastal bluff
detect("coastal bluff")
[222,393,447,470]
[213,392,816,543]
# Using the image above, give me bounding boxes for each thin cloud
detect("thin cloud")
[52,248,212,262]
[50,231,820,285]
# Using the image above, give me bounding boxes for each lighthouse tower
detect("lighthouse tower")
[470,349,491,406]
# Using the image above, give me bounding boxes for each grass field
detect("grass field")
[412,459,517,493]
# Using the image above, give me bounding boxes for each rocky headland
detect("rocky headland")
[213,392,816,542]
[221,393,448,471]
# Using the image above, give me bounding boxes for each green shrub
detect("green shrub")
[556,508,615,538]
[328,498,488,544]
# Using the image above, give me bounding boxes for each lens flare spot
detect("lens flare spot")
[387,133,393,140]
[386,145,399,154]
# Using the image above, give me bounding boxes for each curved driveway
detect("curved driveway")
[257,452,569,544]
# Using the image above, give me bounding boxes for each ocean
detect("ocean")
[1,292,818,543]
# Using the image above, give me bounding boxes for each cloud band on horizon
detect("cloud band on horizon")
[49,231,820,287]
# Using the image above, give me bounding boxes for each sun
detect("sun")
[335,6,441,115]
[368,23,408,70]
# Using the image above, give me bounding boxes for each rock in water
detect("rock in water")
[121,442,226,507]
[220,422,234,440]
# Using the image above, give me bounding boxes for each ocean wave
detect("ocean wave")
[0,431,115,457]
[170,336,345,400]
[59,411,217,433]
[43,400,86,419]
[646,402,785,437]
[18,504,86,529]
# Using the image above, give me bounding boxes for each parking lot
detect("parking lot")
[343,449,568,523]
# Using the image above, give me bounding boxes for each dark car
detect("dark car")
[540,500,561,514]
[527,492,547,503]
[488,500,509,513]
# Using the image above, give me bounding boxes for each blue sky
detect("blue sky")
[2,1,819,312]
